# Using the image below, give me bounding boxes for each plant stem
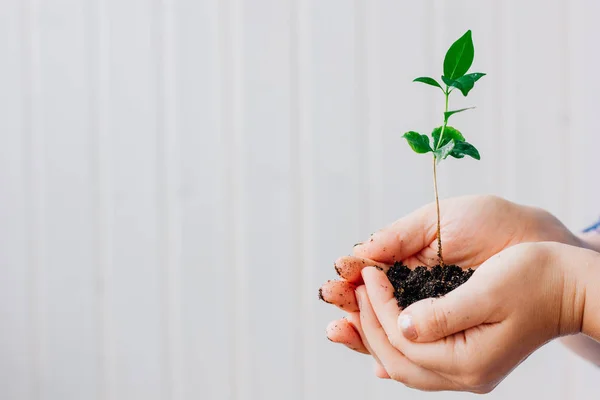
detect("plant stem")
[432,156,444,267]
[433,87,451,267]
[435,88,451,151]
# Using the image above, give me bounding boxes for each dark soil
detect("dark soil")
[386,262,474,309]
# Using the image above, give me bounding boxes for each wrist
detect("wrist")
[580,252,600,341]
[563,246,600,339]
[549,244,590,337]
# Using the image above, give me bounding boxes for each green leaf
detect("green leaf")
[464,72,486,82]
[413,77,443,91]
[434,139,456,164]
[443,30,475,80]
[454,73,486,96]
[442,73,486,96]
[432,126,465,149]
[450,141,480,160]
[441,75,455,87]
[402,131,432,154]
[444,107,475,122]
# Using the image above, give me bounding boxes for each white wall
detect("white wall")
[1,0,599,399]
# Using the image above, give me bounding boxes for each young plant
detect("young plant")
[402,30,484,267]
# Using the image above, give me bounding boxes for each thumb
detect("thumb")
[354,204,435,264]
[397,279,491,343]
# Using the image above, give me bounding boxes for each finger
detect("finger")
[398,273,492,343]
[361,267,406,350]
[345,306,383,366]
[354,205,435,264]
[350,287,391,365]
[348,314,392,381]
[319,280,358,311]
[374,362,390,379]
[326,316,369,354]
[361,264,493,377]
[334,256,389,283]
[346,303,395,377]
[392,273,502,374]
[355,286,459,391]
[401,320,506,376]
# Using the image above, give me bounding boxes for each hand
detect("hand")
[356,242,593,393]
[355,195,581,268]
[322,195,584,352]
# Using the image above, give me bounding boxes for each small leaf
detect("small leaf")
[441,75,455,87]
[444,107,475,122]
[432,126,465,149]
[434,139,456,164]
[443,30,474,80]
[450,141,480,160]
[442,73,486,96]
[454,73,486,96]
[413,77,443,91]
[464,72,486,82]
[402,131,432,154]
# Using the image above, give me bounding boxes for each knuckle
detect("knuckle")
[393,230,404,249]
[480,194,502,204]
[426,302,450,338]
[476,194,506,210]
[462,372,486,389]
[520,242,543,256]
[470,385,494,395]
[515,242,553,264]
[389,370,408,384]
[388,335,402,351]
[389,371,419,390]
[461,366,495,392]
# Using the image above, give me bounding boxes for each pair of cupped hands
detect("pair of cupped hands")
[320,195,598,393]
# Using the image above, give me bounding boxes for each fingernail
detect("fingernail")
[334,262,342,277]
[318,287,331,304]
[399,313,417,340]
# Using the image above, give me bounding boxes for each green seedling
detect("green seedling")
[403,30,485,267]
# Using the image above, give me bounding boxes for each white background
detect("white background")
[1,0,600,399]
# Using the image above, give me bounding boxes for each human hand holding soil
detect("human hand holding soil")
[354,241,598,393]
[322,195,585,352]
